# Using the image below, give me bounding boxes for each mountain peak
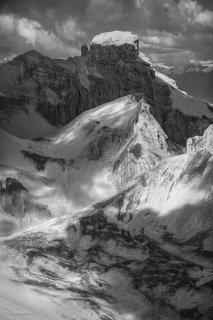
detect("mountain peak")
[10,49,53,67]
[11,50,45,62]
[22,50,44,57]
[90,31,140,63]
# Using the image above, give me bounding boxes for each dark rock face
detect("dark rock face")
[0,177,51,222]
[86,125,130,161]
[0,94,29,118]
[84,42,155,113]
[129,143,142,159]
[0,34,212,145]
[21,150,74,171]
[90,41,140,63]
[81,44,89,57]
[161,109,213,145]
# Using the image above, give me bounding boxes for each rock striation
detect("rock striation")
[1,141,213,318]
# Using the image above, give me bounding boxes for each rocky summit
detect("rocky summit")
[0,31,213,320]
[0,31,212,145]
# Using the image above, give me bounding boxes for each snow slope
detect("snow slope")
[0,95,169,223]
[0,105,57,139]
[0,96,213,319]
[1,139,213,319]
[0,128,31,170]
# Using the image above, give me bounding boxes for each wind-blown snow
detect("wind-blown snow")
[47,95,138,157]
[0,95,169,218]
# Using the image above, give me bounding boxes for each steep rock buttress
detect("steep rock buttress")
[0,31,212,144]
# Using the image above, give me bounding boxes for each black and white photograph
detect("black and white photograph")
[0,0,213,319]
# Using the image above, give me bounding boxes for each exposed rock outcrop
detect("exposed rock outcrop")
[187,124,213,153]
[0,177,51,223]
[21,150,73,172]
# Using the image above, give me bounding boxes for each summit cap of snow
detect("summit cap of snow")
[91,31,138,47]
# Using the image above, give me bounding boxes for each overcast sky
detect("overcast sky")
[0,0,212,67]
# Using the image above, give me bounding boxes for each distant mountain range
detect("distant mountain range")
[155,61,213,104]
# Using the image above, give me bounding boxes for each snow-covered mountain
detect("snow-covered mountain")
[0,31,213,320]
[0,95,170,226]
[1,113,213,319]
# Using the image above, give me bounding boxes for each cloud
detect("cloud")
[166,0,213,31]
[85,0,123,25]
[0,13,80,58]
[56,17,86,41]
[130,0,213,34]
[140,30,178,48]
[148,50,196,68]
[0,54,16,64]
[135,0,145,8]
[16,18,45,46]
[0,0,212,67]
[0,13,14,33]
[139,27,213,67]
[140,29,196,67]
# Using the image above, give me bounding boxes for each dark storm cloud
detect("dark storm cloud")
[197,0,213,11]
[0,0,212,66]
